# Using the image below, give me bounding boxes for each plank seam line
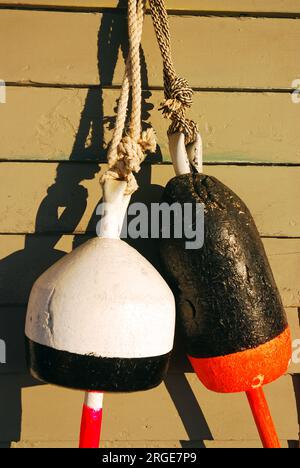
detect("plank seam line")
[1,160,300,167]
[0,5,300,19]
[4,83,299,94]
[262,236,300,240]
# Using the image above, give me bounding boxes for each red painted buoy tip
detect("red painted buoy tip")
[189,327,291,394]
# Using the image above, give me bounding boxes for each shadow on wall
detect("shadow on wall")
[0,1,212,447]
[292,374,300,449]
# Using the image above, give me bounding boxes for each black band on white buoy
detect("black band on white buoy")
[26,180,176,392]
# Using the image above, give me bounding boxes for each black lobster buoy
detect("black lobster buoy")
[160,172,291,392]
[159,133,292,448]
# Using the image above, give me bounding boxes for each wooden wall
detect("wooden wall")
[0,0,299,448]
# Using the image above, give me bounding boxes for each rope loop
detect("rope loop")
[149,0,198,145]
[101,0,156,196]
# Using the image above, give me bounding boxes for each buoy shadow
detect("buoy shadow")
[0,0,212,447]
[0,3,129,445]
[164,324,213,449]
[292,373,300,449]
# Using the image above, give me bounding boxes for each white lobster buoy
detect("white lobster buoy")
[25,180,176,392]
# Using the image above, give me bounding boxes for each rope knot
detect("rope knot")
[118,135,143,174]
[118,128,156,175]
[169,114,198,146]
[102,127,157,195]
[160,77,193,118]
[138,127,157,153]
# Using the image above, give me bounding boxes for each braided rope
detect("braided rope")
[148,0,198,145]
[128,0,142,140]
[102,0,156,195]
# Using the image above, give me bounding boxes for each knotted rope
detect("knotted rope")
[148,0,198,145]
[101,0,156,195]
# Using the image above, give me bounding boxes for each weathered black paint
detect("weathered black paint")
[26,338,171,392]
[160,174,288,359]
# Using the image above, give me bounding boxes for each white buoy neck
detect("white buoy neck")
[99,179,130,239]
[169,132,203,176]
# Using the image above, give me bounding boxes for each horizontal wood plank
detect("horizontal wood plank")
[0,374,293,441]
[7,440,298,449]
[1,1,300,14]
[0,164,299,236]
[1,11,300,88]
[0,235,300,308]
[1,87,300,163]
[1,374,298,442]
[0,303,298,376]
[265,239,300,308]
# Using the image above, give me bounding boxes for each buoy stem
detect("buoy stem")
[246,388,281,449]
[187,133,203,174]
[100,179,130,239]
[168,132,203,176]
[169,133,191,176]
[79,391,104,449]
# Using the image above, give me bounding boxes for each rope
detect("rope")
[101,0,156,195]
[148,0,198,145]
